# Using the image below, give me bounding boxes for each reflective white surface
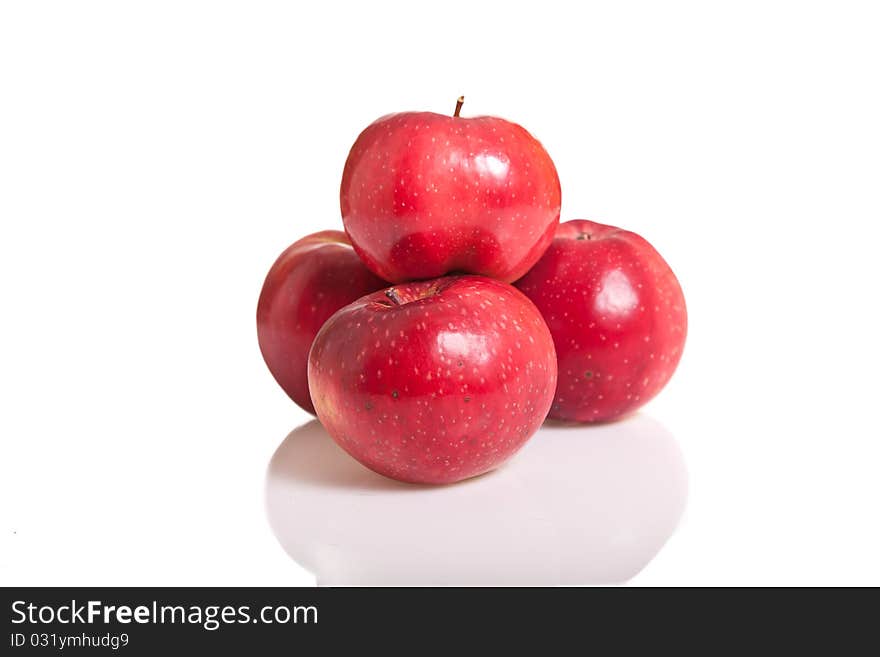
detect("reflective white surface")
[266,414,687,585]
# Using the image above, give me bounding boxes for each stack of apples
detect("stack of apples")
[258,98,687,485]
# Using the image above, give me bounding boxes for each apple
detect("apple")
[340,98,561,284]
[308,275,557,484]
[257,230,387,414]
[515,219,687,422]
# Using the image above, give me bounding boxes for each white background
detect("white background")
[2,0,879,586]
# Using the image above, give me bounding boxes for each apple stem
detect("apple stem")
[385,288,405,305]
[454,96,464,118]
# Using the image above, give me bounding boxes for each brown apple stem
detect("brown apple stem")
[454,96,465,118]
[385,288,405,305]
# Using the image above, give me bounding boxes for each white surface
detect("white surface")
[268,416,686,585]
[1,1,879,586]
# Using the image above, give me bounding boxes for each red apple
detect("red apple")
[340,98,561,284]
[515,220,687,422]
[257,230,387,414]
[308,275,557,484]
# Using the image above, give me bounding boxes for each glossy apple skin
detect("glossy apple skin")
[308,275,557,484]
[340,111,561,284]
[515,220,687,423]
[257,230,387,414]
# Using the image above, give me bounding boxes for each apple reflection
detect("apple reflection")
[265,414,687,585]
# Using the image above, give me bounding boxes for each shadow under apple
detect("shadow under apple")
[265,414,687,585]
